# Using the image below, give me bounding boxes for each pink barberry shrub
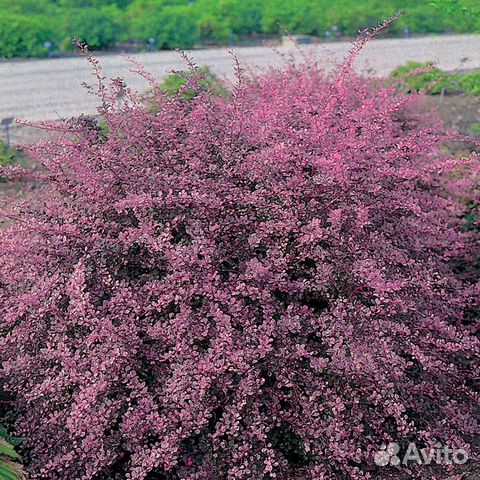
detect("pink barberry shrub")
[0,28,479,479]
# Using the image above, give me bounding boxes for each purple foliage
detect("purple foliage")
[0,26,479,479]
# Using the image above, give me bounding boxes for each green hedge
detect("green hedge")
[0,0,479,58]
[59,5,122,50]
[125,1,199,48]
[0,14,52,58]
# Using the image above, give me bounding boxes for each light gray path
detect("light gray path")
[1,34,479,123]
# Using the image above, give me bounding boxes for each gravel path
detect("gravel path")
[1,34,479,123]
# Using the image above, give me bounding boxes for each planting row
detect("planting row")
[0,0,479,58]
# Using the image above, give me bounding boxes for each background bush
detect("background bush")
[0,14,52,58]
[0,142,17,168]
[261,0,327,36]
[195,0,264,43]
[0,29,479,478]
[0,0,479,57]
[152,66,227,102]
[125,1,199,49]
[390,61,480,95]
[59,5,122,51]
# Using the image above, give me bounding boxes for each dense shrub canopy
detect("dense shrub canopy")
[0,31,479,479]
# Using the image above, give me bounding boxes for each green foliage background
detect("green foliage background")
[0,142,16,168]
[0,423,23,480]
[0,0,479,57]
[390,61,480,95]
